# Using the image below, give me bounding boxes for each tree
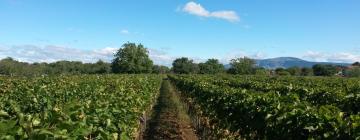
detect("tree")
[312,64,337,76]
[152,65,170,74]
[0,57,113,76]
[93,60,111,74]
[301,67,313,76]
[348,62,360,77]
[198,59,225,74]
[352,62,360,67]
[275,68,291,76]
[227,57,256,75]
[172,57,199,74]
[346,67,360,77]
[0,57,17,76]
[286,66,301,76]
[48,61,84,74]
[111,42,153,73]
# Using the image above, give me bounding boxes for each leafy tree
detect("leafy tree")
[152,65,170,74]
[0,57,112,76]
[29,62,46,76]
[48,61,84,74]
[275,68,291,76]
[198,59,225,74]
[227,57,256,75]
[312,64,337,76]
[301,67,313,76]
[352,62,360,66]
[0,57,17,76]
[111,42,153,73]
[346,67,360,77]
[286,66,301,76]
[0,57,32,76]
[172,57,199,74]
[92,60,111,74]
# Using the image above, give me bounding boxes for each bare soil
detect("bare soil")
[142,79,198,140]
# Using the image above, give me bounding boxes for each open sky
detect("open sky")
[0,0,359,66]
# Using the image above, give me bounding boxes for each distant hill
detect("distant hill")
[225,57,350,69]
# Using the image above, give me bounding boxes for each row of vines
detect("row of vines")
[0,75,162,139]
[169,75,360,139]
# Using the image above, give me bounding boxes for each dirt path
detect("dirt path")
[143,79,198,140]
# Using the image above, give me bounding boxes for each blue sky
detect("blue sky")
[0,0,359,65]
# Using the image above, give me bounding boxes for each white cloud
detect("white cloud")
[93,47,118,56]
[148,48,175,66]
[219,50,267,64]
[303,51,360,63]
[0,45,178,66]
[6,45,359,67]
[182,1,240,22]
[251,52,267,59]
[183,2,210,17]
[0,45,116,63]
[221,51,246,63]
[327,53,360,63]
[303,51,326,61]
[210,11,239,22]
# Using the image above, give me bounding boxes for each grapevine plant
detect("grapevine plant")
[169,74,360,139]
[0,75,162,139]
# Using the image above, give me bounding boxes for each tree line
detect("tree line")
[170,57,360,77]
[1,42,360,77]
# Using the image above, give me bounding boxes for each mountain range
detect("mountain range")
[226,57,350,69]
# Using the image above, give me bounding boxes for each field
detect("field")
[0,74,359,139]
[0,75,162,139]
[169,75,360,139]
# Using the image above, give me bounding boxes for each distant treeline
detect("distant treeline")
[1,42,360,77]
[170,57,360,77]
[0,57,171,76]
[0,58,112,76]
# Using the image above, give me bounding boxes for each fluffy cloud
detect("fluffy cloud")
[182,2,240,22]
[210,11,239,22]
[327,53,360,63]
[0,45,178,66]
[303,51,360,63]
[251,52,267,59]
[303,51,326,61]
[148,48,175,66]
[183,2,209,17]
[93,47,118,56]
[0,45,116,63]
[0,44,234,66]
[220,51,246,64]
[217,50,268,64]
